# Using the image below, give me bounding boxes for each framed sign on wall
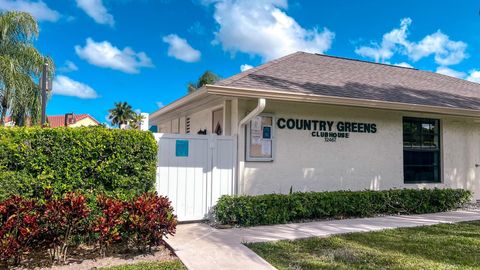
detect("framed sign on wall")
[246,114,274,161]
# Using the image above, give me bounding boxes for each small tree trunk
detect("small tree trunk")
[0,104,6,126]
[0,92,8,126]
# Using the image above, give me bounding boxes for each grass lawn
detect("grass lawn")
[247,221,480,270]
[99,260,186,270]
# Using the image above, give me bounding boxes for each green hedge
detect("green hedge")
[0,127,157,200]
[214,189,472,226]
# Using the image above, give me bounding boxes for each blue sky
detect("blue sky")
[1,0,480,125]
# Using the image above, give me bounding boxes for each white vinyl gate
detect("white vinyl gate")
[155,133,236,221]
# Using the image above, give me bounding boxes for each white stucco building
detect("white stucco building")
[150,52,480,204]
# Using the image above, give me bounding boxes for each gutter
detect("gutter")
[236,98,266,195]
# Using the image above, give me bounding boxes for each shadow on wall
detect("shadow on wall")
[243,161,476,197]
[243,166,391,195]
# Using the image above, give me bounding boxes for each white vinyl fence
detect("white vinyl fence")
[155,133,236,221]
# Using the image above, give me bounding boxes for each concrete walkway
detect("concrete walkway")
[165,210,480,270]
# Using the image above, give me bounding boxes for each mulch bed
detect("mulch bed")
[6,242,177,270]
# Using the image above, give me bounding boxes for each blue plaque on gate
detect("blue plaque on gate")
[176,140,189,157]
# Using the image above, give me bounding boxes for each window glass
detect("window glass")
[403,117,441,183]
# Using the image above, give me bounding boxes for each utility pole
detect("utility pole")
[41,62,48,126]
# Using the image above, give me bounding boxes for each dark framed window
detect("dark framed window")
[403,117,441,183]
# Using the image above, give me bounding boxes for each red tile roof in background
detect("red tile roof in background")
[47,114,100,128]
[3,114,100,127]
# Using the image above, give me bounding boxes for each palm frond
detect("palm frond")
[0,11,53,126]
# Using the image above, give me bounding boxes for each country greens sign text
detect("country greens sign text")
[277,118,377,142]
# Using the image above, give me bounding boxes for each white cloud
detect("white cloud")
[58,60,78,73]
[52,75,98,99]
[410,32,467,66]
[75,0,114,26]
[162,34,201,63]
[0,0,60,22]
[433,66,480,84]
[75,38,153,73]
[355,18,411,63]
[393,62,413,68]
[436,66,466,79]
[355,18,467,66]
[240,64,253,71]
[211,0,334,61]
[466,70,480,83]
[188,21,205,35]
[156,102,164,108]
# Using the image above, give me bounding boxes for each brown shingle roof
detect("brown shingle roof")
[216,52,480,110]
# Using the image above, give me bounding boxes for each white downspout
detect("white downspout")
[239,98,266,128]
[236,98,266,195]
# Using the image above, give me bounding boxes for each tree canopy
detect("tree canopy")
[129,113,145,130]
[187,71,220,93]
[0,11,54,126]
[108,101,135,128]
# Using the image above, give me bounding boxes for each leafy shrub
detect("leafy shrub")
[125,192,177,251]
[0,127,157,199]
[0,196,41,265]
[214,188,472,226]
[0,171,44,201]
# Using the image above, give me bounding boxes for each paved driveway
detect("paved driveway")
[165,210,480,270]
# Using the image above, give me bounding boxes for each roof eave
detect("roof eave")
[206,84,480,118]
[149,88,209,119]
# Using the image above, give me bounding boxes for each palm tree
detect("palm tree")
[129,113,144,130]
[187,71,220,93]
[0,11,54,126]
[108,102,135,128]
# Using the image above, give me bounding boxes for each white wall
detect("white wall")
[158,120,172,133]
[237,100,480,200]
[188,108,212,134]
[153,100,226,135]
[443,119,480,195]
[140,113,149,131]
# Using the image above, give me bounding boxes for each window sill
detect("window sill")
[404,182,443,184]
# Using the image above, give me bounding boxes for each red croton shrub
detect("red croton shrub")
[41,190,90,262]
[92,195,126,257]
[0,196,41,265]
[126,192,177,251]
[0,190,177,266]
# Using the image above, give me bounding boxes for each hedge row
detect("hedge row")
[214,189,471,226]
[0,127,157,199]
[0,190,176,267]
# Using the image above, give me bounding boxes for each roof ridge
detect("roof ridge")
[216,51,305,86]
[218,51,418,88]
